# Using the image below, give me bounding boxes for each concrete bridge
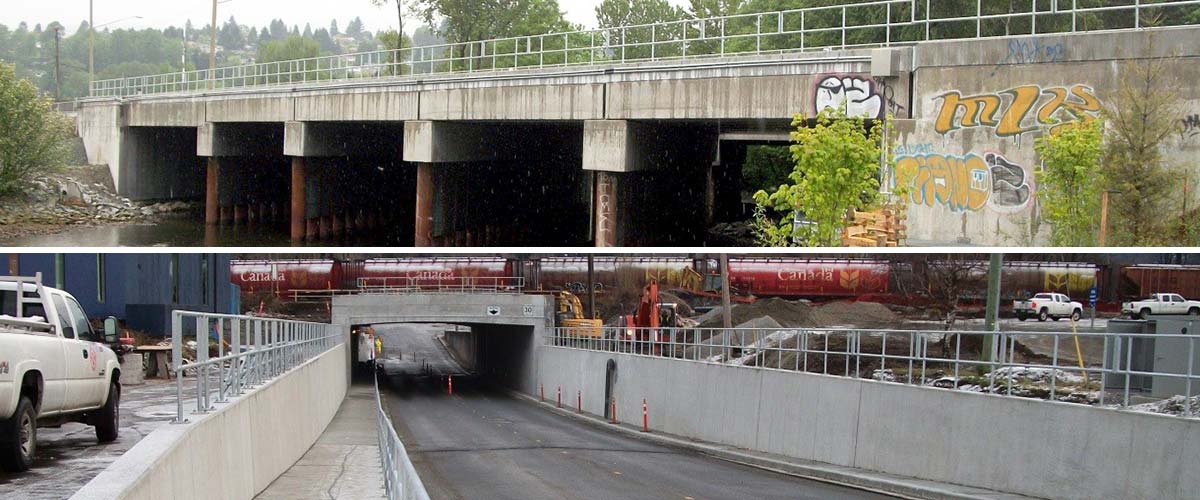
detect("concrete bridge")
[74,6,1200,245]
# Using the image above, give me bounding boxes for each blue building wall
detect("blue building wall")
[2,253,237,336]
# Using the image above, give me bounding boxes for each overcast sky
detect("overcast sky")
[1,0,691,35]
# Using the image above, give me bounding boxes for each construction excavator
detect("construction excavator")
[617,279,681,354]
[555,290,603,339]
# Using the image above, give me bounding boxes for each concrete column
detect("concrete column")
[594,171,618,247]
[415,163,434,247]
[290,157,306,242]
[205,158,219,225]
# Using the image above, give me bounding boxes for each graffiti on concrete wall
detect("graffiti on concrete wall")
[1183,113,1200,140]
[991,38,1067,76]
[934,84,1102,138]
[894,151,1032,213]
[814,75,883,119]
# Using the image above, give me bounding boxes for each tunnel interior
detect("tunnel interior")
[379,322,537,393]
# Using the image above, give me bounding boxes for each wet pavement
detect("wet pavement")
[0,379,179,499]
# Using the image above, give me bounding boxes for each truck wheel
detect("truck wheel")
[0,396,36,472]
[1189,307,1199,316]
[1038,309,1049,322]
[1140,308,1152,320]
[1016,313,1027,322]
[94,381,120,443]
[1071,309,1081,322]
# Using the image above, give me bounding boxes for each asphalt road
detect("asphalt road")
[378,323,892,500]
[376,323,471,378]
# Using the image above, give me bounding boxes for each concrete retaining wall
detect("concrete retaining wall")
[72,344,348,500]
[898,26,1200,245]
[536,347,1200,500]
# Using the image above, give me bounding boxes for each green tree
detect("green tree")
[370,0,408,50]
[0,62,72,195]
[595,0,686,60]
[1032,119,1104,246]
[740,145,792,195]
[1101,48,1186,246]
[752,105,886,246]
[257,36,321,63]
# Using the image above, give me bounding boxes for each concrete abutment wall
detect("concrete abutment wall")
[535,347,1200,500]
[72,343,348,500]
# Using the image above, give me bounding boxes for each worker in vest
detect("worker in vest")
[374,328,382,357]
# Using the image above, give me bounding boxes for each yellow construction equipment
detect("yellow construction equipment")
[556,291,603,338]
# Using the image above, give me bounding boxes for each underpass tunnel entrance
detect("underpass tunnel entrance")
[370,322,536,393]
[118,126,206,201]
[707,124,797,246]
[427,122,590,246]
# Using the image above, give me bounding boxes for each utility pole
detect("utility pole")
[1098,190,1110,246]
[719,253,732,361]
[53,26,62,101]
[586,254,596,320]
[983,253,1003,362]
[88,0,94,90]
[209,0,218,90]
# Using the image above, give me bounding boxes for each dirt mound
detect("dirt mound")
[657,291,694,316]
[695,298,900,329]
[814,301,900,328]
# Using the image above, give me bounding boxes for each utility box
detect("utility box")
[1105,317,1200,396]
[1104,319,1156,392]
[1150,317,1200,398]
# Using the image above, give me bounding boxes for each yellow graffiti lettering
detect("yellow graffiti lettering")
[894,153,991,212]
[934,92,1002,135]
[935,84,1103,138]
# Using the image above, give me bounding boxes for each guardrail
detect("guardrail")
[170,310,340,423]
[375,373,431,500]
[547,322,1200,417]
[88,0,1200,98]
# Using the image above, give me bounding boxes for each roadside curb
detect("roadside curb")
[509,390,1038,500]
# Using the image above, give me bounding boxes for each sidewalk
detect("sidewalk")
[257,384,385,499]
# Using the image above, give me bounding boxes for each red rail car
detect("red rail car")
[727,258,891,297]
[1121,265,1200,299]
[358,257,512,287]
[532,257,701,294]
[231,259,340,294]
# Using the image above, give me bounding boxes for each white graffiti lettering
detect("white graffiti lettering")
[815,75,883,119]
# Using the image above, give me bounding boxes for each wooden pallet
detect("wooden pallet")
[842,205,906,247]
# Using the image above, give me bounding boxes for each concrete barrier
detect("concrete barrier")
[537,347,1199,500]
[72,343,348,500]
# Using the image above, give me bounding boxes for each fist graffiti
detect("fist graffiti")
[814,76,883,119]
[985,152,1031,209]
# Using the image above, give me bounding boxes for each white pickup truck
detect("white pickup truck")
[0,274,122,472]
[1013,292,1084,322]
[1122,293,1200,319]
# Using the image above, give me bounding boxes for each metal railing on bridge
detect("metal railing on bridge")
[88,0,1200,98]
[547,323,1200,418]
[170,310,340,423]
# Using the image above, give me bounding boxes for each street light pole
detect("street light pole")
[209,0,218,89]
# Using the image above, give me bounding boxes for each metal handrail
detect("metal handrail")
[547,323,1200,417]
[356,276,525,294]
[87,0,1200,98]
[170,310,340,423]
[375,373,431,500]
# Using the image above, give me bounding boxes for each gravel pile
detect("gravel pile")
[0,168,195,228]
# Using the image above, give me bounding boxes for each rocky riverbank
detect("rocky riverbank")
[0,166,199,242]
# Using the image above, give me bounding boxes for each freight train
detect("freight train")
[229,257,1196,306]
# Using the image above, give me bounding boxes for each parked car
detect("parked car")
[1122,293,1200,319]
[1013,292,1084,322]
[0,274,121,472]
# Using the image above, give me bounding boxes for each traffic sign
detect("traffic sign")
[486,305,500,316]
[1088,287,1098,305]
